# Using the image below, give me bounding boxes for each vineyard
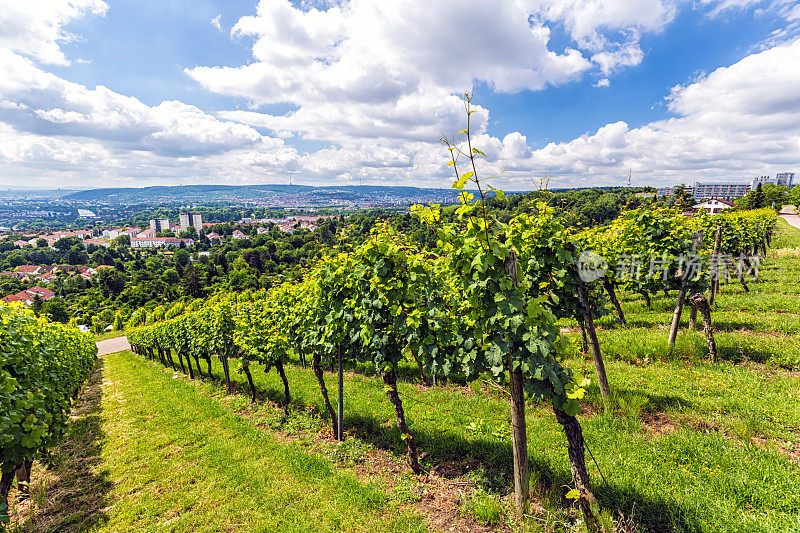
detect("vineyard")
[0,305,97,522]
[3,213,798,532]
[2,107,798,531]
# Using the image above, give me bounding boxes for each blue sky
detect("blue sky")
[0,0,798,189]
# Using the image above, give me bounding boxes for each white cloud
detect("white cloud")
[699,0,800,45]
[0,0,108,66]
[594,78,611,87]
[189,0,599,107]
[186,0,678,183]
[0,50,276,156]
[210,14,222,31]
[591,43,644,75]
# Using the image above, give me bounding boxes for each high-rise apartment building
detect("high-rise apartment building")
[179,213,203,232]
[750,173,795,189]
[149,218,170,232]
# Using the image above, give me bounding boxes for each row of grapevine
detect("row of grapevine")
[1,304,97,523]
[576,206,775,359]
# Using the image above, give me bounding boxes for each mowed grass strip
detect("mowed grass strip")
[97,349,425,532]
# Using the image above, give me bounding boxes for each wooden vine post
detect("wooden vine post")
[568,245,611,410]
[337,346,344,441]
[709,225,723,306]
[602,279,627,326]
[505,251,529,518]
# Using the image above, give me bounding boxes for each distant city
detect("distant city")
[0,184,466,230]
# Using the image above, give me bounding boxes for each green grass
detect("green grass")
[93,330,127,342]
[152,336,800,532]
[12,350,426,532]
[771,216,800,249]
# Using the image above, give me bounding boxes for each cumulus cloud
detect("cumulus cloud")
[0,49,280,156]
[189,2,585,153]
[0,0,108,66]
[1,0,798,189]
[184,0,682,185]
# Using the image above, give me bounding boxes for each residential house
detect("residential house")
[693,198,736,215]
[16,265,43,277]
[1,286,56,306]
[102,226,140,239]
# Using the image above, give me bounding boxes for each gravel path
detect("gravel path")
[96,335,130,355]
[778,205,799,229]
[780,213,800,230]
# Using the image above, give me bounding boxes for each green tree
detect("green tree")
[790,185,800,209]
[42,299,70,323]
[173,248,190,268]
[763,184,789,210]
[673,184,694,210]
[66,244,89,265]
[181,264,205,298]
[30,295,44,315]
[54,236,82,253]
[179,226,198,239]
[161,268,180,285]
[751,182,765,209]
[96,268,126,296]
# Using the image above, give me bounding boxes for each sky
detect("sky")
[0,0,798,191]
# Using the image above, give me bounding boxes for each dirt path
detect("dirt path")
[95,335,130,355]
[779,206,800,229]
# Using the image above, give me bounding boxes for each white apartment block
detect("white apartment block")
[131,237,194,249]
[658,172,795,200]
[149,218,170,232]
[179,213,203,232]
